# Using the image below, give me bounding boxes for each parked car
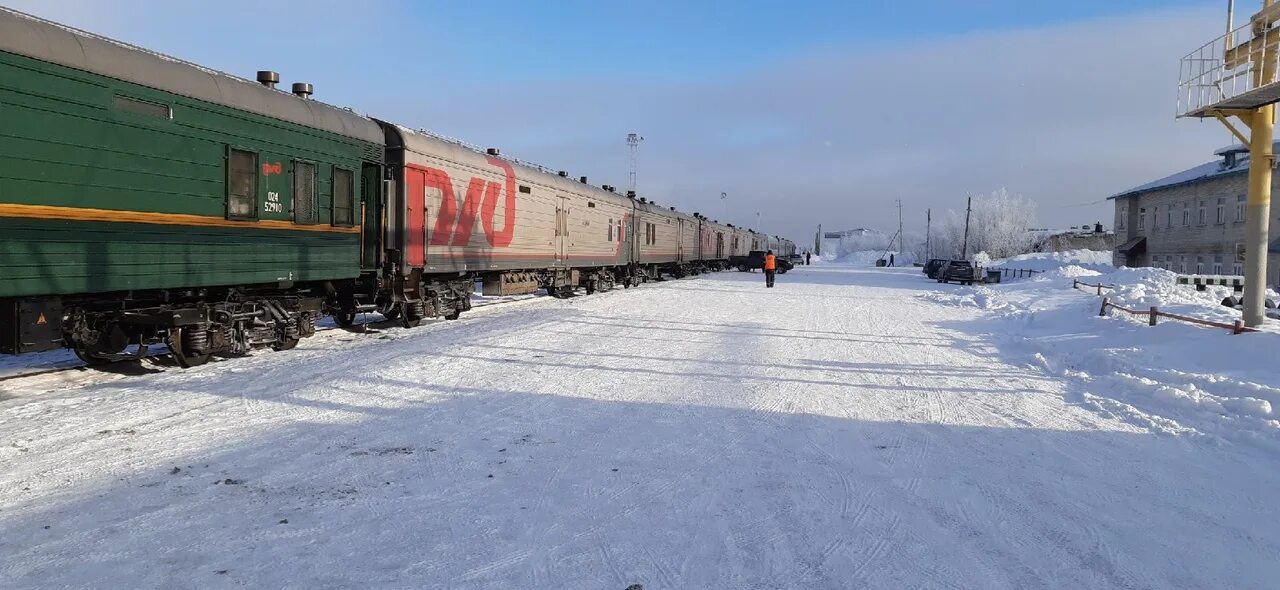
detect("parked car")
[923,258,947,279]
[730,250,794,273]
[937,260,979,285]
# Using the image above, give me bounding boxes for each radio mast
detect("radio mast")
[626,133,644,192]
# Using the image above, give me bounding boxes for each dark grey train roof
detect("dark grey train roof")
[0,7,383,144]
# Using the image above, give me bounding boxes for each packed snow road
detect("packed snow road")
[2,265,1277,588]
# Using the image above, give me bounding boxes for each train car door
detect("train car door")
[555,195,569,265]
[360,163,381,270]
[677,219,685,262]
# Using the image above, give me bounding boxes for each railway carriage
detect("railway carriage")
[362,125,640,324]
[0,8,384,365]
[0,7,803,367]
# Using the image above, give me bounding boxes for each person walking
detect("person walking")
[764,250,777,288]
[805,251,811,266]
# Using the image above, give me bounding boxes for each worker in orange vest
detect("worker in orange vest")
[764,250,777,288]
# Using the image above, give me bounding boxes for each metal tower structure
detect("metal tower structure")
[626,133,644,192]
[1176,0,1280,326]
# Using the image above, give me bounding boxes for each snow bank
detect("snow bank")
[921,249,1280,449]
[827,249,914,266]
[990,249,1114,273]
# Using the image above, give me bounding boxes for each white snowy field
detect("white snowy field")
[2,263,1279,589]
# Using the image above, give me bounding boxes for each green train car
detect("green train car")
[0,9,386,366]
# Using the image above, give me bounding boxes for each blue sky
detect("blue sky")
[408,0,1209,78]
[6,1,1231,240]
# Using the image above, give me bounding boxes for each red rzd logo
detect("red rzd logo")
[426,156,517,247]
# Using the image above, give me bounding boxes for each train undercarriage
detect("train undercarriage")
[2,260,735,368]
[1,286,324,367]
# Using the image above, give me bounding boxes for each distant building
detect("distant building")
[821,228,888,255]
[1108,142,1280,282]
[1028,223,1115,253]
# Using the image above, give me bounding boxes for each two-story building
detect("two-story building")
[1109,142,1280,283]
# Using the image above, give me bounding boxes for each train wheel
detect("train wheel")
[168,327,212,368]
[272,338,299,351]
[72,347,113,366]
[381,306,402,320]
[334,309,357,328]
[444,311,461,320]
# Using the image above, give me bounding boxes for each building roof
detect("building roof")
[1108,141,1280,201]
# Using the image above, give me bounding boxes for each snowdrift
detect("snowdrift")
[921,250,1280,450]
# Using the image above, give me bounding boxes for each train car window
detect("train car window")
[113,95,172,120]
[293,161,317,224]
[226,148,258,220]
[607,218,613,242]
[332,168,354,226]
[519,185,532,194]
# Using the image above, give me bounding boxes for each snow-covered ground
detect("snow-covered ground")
[3,261,1279,588]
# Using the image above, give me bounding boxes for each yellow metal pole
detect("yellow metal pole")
[1243,0,1277,327]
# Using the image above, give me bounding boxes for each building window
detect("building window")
[1179,255,1187,273]
[1237,194,1246,222]
[332,168,354,226]
[1213,254,1224,275]
[293,161,317,224]
[1216,197,1226,224]
[1118,206,1127,230]
[1138,208,1146,230]
[1196,255,1205,274]
[1233,263,1243,275]
[1165,205,1173,228]
[1183,202,1190,226]
[1198,200,1207,225]
[226,148,258,220]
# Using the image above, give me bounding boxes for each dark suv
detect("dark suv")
[923,258,947,279]
[937,260,978,285]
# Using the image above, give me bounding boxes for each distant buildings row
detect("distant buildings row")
[1108,143,1280,280]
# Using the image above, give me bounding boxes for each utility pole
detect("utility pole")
[926,208,932,259]
[896,199,904,255]
[1177,0,1277,327]
[962,196,972,259]
[626,133,644,193]
[815,224,822,255]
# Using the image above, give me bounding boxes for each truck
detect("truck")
[729,251,794,273]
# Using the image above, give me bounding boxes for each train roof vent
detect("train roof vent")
[626,190,636,198]
[670,206,676,211]
[256,71,279,89]
[579,176,588,183]
[486,148,500,156]
[291,82,313,99]
[558,171,568,177]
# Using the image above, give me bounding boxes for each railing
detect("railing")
[1072,279,1257,334]
[1071,279,1114,295]
[995,268,1044,279]
[1098,297,1256,334]
[1177,19,1280,117]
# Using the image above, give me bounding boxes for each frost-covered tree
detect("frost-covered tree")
[941,189,1038,259]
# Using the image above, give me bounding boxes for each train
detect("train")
[0,8,796,367]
